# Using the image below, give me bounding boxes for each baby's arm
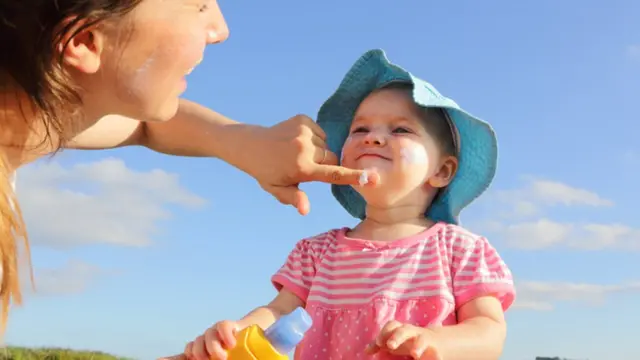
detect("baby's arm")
[235,289,304,331]
[240,235,319,330]
[427,295,506,360]
[434,233,514,360]
[369,232,513,360]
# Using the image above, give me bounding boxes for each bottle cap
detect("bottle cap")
[264,307,313,354]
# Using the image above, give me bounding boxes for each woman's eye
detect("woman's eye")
[393,127,411,134]
[351,126,368,133]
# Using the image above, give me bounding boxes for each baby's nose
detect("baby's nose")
[363,131,386,146]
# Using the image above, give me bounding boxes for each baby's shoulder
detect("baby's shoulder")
[291,227,345,254]
[432,222,490,249]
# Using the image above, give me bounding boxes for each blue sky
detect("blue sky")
[6,1,640,359]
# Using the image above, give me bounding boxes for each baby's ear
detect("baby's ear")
[428,156,458,188]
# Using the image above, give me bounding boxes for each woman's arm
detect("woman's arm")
[67,99,377,214]
[66,99,247,157]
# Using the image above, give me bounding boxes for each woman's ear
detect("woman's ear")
[428,155,458,188]
[57,18,105,74]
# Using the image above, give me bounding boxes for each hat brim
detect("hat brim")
[317,49,497,224]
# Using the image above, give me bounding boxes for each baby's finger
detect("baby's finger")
[364,342,381,354]
[183,341,193,359]
[191,335,208,360]
[216,321,238,349]
[386,325,419,350]
[210,341,228,360]
[375,320,403,347]
[158,354,187,360]
[184,341,193,360]
[410,335,431,359]
[203,329,225,359]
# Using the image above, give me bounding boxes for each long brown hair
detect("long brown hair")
[0,0,143,332]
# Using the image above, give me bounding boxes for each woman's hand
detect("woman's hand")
[237,114,379,215]
[366,320,443,360]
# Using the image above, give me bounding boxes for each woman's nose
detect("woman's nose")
[206,1,230,44]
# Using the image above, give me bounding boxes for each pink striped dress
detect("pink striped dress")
[271,222,515,360]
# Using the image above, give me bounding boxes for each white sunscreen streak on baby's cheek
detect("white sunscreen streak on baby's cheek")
[400,146,429,164]
[341,136,353,164]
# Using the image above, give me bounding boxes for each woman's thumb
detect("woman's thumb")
[265,184,310,215]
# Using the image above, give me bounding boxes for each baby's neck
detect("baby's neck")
[349,205,436,242]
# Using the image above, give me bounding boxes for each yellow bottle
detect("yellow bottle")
[227,307,313,360]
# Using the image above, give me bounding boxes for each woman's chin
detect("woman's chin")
[143,94,181,122]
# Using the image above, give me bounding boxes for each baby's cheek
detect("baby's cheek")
[340,136,354,164]
[399,144,430,165]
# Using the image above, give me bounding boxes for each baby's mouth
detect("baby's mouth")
[356,153,391,161]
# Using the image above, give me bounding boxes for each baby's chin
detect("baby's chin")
[354,185,416,210]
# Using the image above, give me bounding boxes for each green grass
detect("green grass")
[0,347,134,360]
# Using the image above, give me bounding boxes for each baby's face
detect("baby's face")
[341,87,445,208]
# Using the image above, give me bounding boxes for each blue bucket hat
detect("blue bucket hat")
[317,49,498,224]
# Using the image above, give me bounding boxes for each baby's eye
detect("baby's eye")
[392,127,412,134]
[351,126,368,133]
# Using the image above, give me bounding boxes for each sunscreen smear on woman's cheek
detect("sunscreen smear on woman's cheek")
[399,145,429,164]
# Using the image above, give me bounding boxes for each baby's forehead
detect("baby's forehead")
[352,87,422,123]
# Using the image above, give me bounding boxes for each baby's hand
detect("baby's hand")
[366,320,443,360]
[184,320,240,360]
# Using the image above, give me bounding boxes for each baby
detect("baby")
[182,50,515,360]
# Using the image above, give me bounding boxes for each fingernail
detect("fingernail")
[388,341,397,349]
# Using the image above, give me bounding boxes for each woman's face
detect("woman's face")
[72,0,229,123]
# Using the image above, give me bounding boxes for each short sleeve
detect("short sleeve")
[271,239,317,302]
[451,235,515,311]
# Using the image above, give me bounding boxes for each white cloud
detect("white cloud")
[25,260,107,296]
[527,179,613,207]
[495,219,573,250]
[486,219,640,251]
[492,178,613,218]
[16,158,206,249]
[513,280,640,311]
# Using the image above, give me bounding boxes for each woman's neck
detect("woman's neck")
[0,80,59,170]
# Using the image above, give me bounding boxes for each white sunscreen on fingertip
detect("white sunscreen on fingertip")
[358,171,369,186]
